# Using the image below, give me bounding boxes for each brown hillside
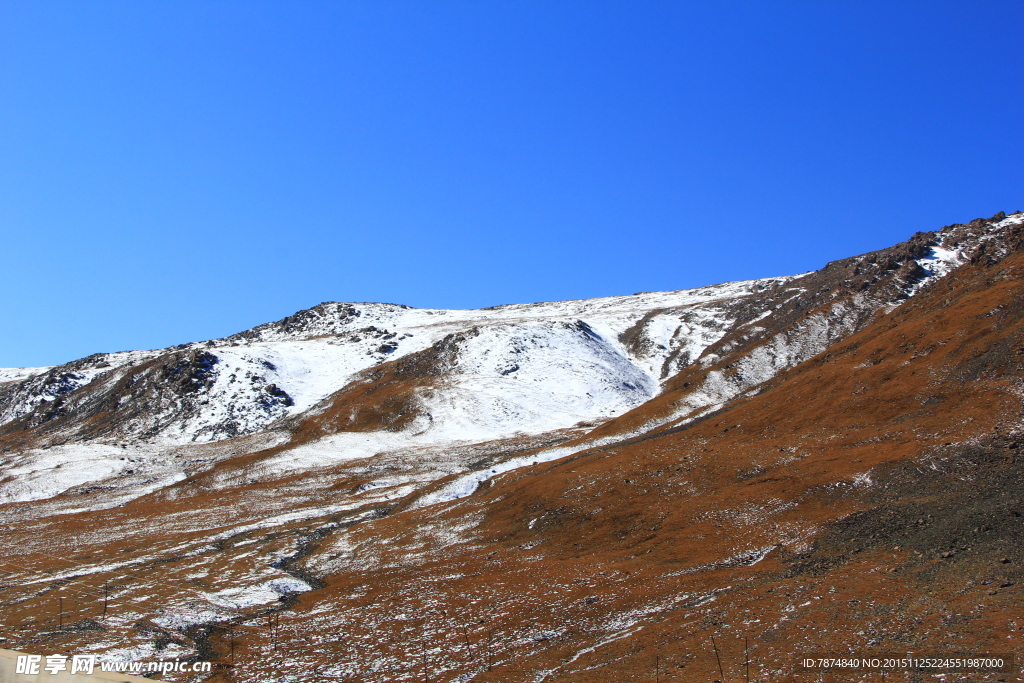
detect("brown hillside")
[221,227,1024,681]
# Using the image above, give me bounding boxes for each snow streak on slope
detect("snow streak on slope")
[0,443,136,504]
[0,366,50,384]
[414,321,657,437]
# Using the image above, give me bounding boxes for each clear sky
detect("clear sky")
[1,1,1021,368]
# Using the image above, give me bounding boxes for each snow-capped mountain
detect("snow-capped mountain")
[1,214,1020,507]
[1,211,1022,681]
[0,278,790,447]
[2,213,1010,448]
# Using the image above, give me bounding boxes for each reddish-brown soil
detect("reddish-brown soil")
[240,245,1022,682]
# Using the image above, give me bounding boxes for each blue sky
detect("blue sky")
[2,1,1021,368]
